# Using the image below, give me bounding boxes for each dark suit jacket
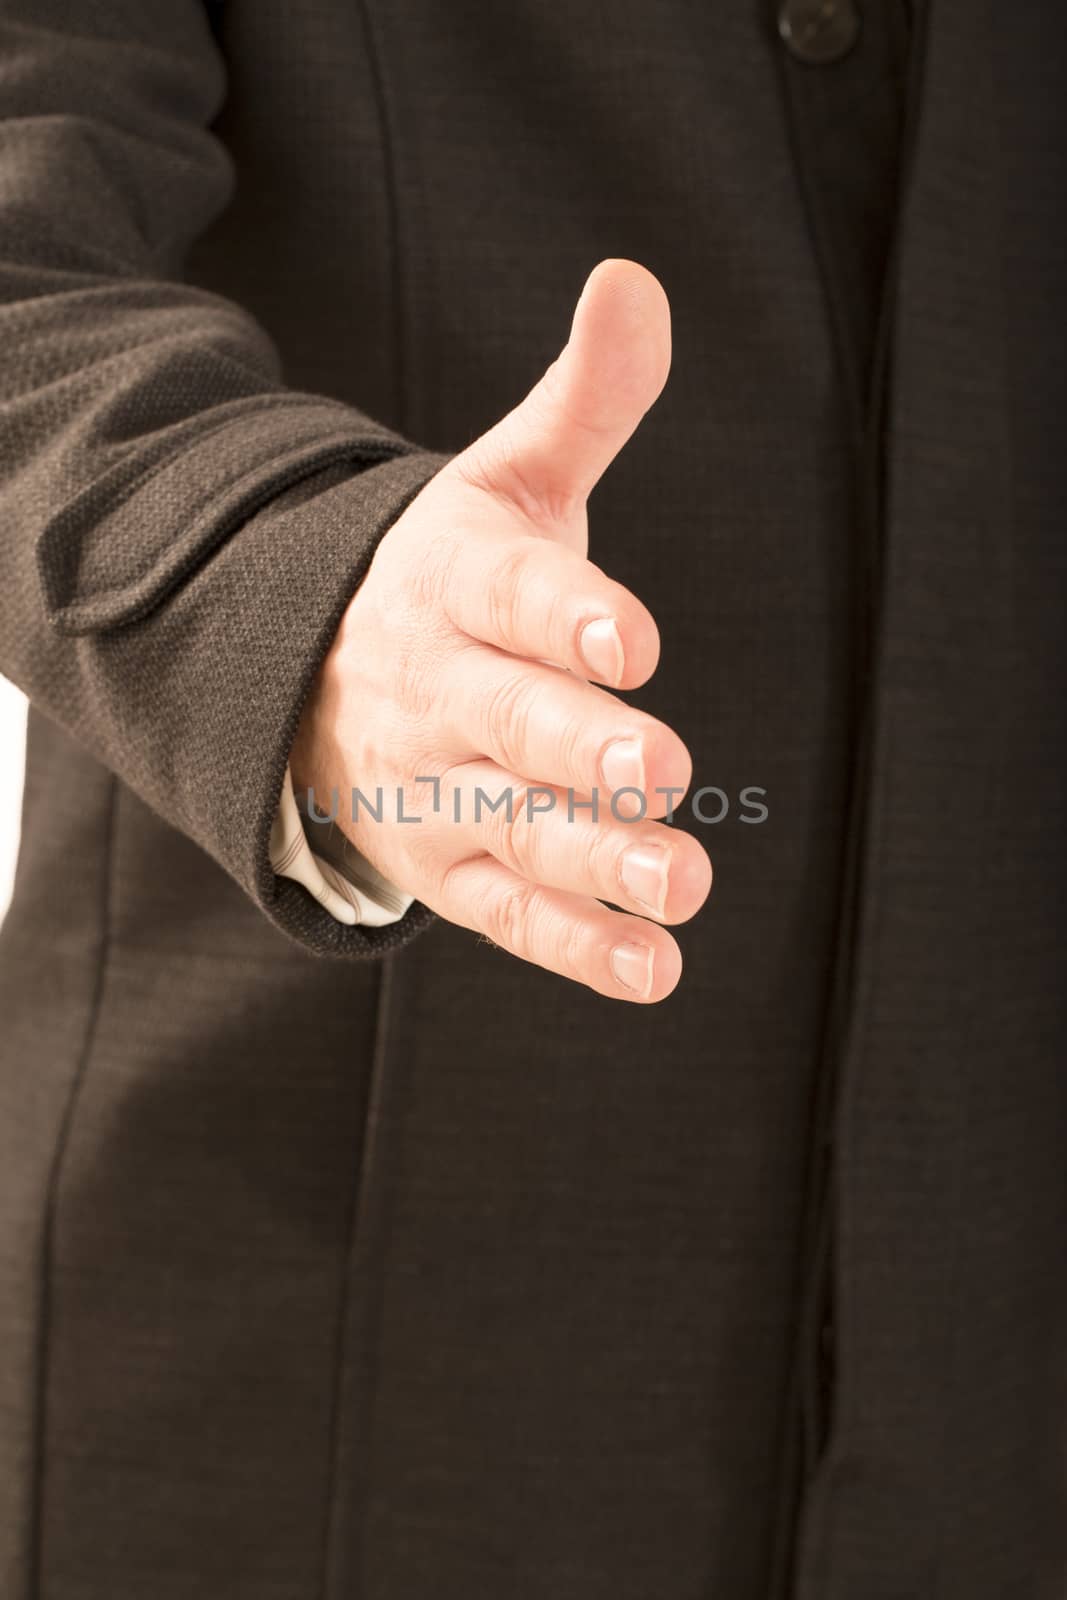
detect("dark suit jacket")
[0,1,1063,1596]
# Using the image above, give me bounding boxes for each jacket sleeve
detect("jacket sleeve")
[0,0,452,956]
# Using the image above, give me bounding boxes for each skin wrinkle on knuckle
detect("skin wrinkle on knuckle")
[484,541,531,644]
[556,708,593,786]
[490,784,542,880]
[482,667,536,770]
[554,909,587,978]
[539,582,573,662]
[588,820,625,899]
[435,849,487,908]
[484,877,537,956]
[400,821,443,882]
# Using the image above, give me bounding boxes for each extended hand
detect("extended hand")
[291,259,712,1001]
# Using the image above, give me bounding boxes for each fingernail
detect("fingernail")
[619,843,670,918]
[579,617,624,685]
[601,738,645,818]
[611,941,654,997]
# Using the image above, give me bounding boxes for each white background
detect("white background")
[0,676,28,926]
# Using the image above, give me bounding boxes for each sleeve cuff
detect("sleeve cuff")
[36,401,450,958]
[270,765,413,929]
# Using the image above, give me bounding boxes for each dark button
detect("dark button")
[777,0,861,65]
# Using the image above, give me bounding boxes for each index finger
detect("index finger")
[440,526,660,690]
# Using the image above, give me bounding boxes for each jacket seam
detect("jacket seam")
[318,952,399,1599]
[353,0,409,434]
[27,773,118,1600]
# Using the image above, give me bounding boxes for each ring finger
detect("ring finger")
[432,759,712,923]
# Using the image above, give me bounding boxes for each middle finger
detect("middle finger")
[443,641,692,819]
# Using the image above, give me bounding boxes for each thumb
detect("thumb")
[459,257,671,520]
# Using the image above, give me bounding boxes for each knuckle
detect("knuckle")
[587,822,623,894]
[558,910,590,977]
[538,585,571,659]
[482,668,537,768]
[483,877,537,954]
[485,784,539,878]
[401,811,446,876]
[554,710,590,784]
[433,851,470,905]
[484,542,531,643]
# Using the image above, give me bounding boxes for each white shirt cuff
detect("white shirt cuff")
[269,766,413,927]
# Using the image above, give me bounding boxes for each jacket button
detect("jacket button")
[777,0,861,64]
